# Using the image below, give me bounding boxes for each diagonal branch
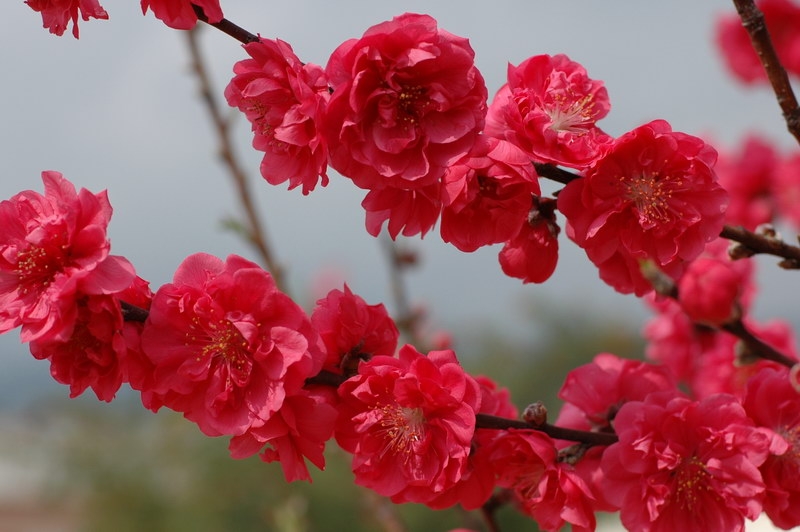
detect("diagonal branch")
[185,27,287,292]
[731,0,800,145]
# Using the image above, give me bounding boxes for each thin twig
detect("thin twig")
[721,224,800,266]
[731,0,800,145]
[475,414,618,446]
[380,236,424,346]
[185,27,287,292]
[722,319,797,367]
[191,4,259,44]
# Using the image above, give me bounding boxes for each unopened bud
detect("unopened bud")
[523,401,547,426]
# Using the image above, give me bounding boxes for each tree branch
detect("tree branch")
[191,4,259,44]
[185,27,287,292]
[731,0,800,145]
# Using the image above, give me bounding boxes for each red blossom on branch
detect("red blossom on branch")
[0,172,135,343]
[323,13,487,237]
[558,120,728,296]
[225,38,330,195]
[140,0,222,30]
[25,0,107,38]
[602,392,779,532]
[335,345,481,505]
[139,253,325,437]
[486,53,612,169]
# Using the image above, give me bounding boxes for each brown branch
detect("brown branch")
[191,4,259,44]
[731,0,800,145]
[185,28,287,292]
[722,319,797,367]
[533,163,580,185]
[381,237,425,346]
[475,413,618,446]
[120,300,149,323]
[721,224,800,266]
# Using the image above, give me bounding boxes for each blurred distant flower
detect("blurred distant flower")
[225,38,330,194]
[26,0,108,38]
[716,0,800,84]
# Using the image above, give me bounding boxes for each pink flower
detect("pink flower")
[716,0,800,84]
[678,257,742,326]
[602,392,777,532]
[335,345,481,504]
[140,0,222,30]
[426,375,517,510]
[490,429,598,532]
[228,387,338,483]
[744,368,800,529]
[498,196,560,284]
[27,269,146,402]
[485,54,612,169]
[225,38,330,195]
[557,353,677,431]
[558,120,728,296]
[311,285,399,376]
[0,172,133,343]
[323,13,487,192]
[716,135,780,230]
[25,0,107,38]
[140,253,324,437]
[361,183,442,238]
[440,136,540,252]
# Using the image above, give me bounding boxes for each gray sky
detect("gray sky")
[1,0,798,407]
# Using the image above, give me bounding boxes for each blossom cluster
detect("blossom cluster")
[16,2,800,532]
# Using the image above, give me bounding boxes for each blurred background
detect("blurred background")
[0,1,798,530]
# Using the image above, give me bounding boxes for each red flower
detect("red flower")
[485,54,612,169]
[228,387,338,483]
[323,13,487,192]
[140,253,324,437]
[25,0,107,38]
[225,38,330,195]
[440,136,540,252]
[602,392,777,532]
[140,0,222,30]
[490,429,598,532]
[361,184,442,238]
[498,196,560,284]
[0,172,133,342]
[311,285,398,375]
[744,369,800,529]
[716,135,780,230]
[28,270,146,402]
[557,353,677,431]
[774,151,800,229]
[335,345,481,504]
[716,0,800,84]
[678,257,742,326]
[558,120,728,295]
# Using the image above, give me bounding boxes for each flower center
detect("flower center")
[15,244,64,295]
[396,85,428,127]
[375,404,426,460]
[188,317,252,386]
[545,93,597,134]
[623,172,683,227]
[672,455,712,511]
